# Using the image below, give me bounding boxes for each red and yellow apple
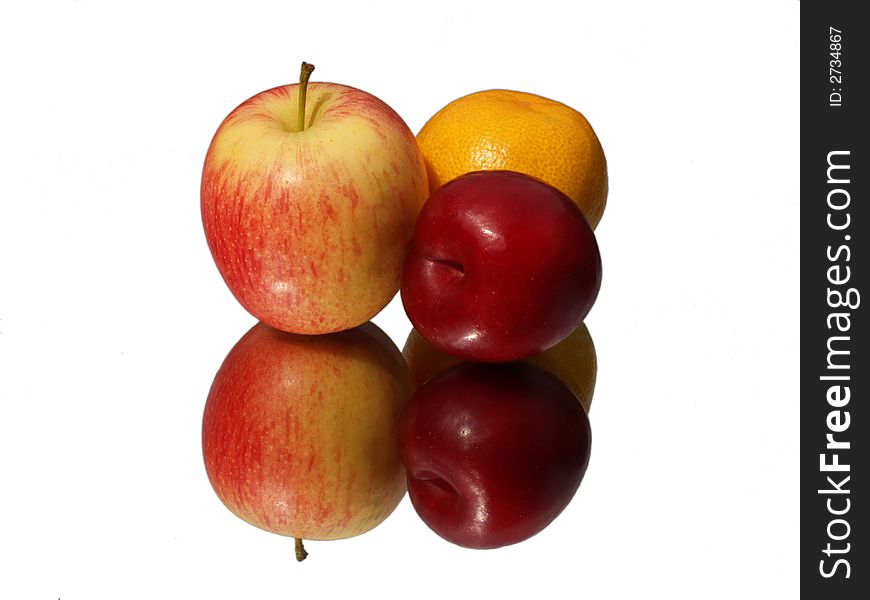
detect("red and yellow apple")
[202,321,411,559]
[403,321,597,412]
[202,65,429,334]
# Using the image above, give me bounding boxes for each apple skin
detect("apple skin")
[202,321,411,541]
[403,321,597,412]
[401,170,601,362]
[202,82,429,334]
[398,362,591,549]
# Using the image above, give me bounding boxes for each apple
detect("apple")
[401,170,602,362]
[402,321,597,413]
[399,361,591,549]
[202,320,411,560]
[202,63,429,334]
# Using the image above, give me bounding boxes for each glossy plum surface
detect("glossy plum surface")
[401,170,601,362]
[398,362,591,549]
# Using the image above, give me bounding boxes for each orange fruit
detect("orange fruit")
[402,322,598,413]
[416,89,608,228]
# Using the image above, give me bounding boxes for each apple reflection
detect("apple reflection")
[202,320,411,558]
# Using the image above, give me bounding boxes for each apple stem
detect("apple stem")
[297,62,315,132]
[294,537,309,562]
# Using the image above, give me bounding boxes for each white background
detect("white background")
[0,1,799,598]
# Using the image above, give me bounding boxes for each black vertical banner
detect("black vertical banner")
[801,2,869,597]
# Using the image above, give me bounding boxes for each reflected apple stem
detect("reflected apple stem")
[294,537,309,562]
[297,62,315,132]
